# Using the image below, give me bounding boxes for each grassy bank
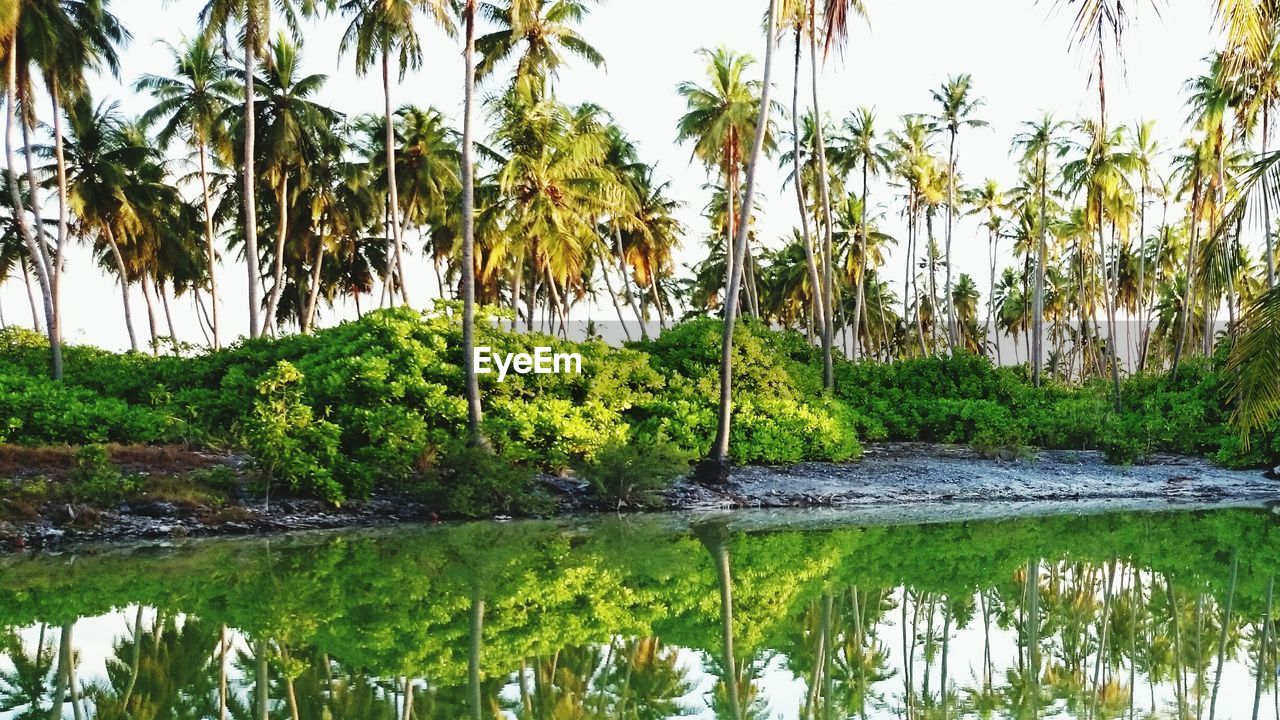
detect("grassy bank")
[1,306,1276,516]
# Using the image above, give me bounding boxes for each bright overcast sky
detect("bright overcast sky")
[2,0,1222,350]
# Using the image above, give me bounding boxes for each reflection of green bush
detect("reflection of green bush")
[0,311,1276,510]
[2,508,1280,682]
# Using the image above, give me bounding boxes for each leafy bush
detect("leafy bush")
[70,445,140,505]
[239,361,346,504]
[576,438,691,508]
[426,444,545,518]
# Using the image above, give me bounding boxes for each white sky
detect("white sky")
[0,0,1223,350]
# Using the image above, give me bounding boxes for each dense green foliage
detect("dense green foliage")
[1,308,1276,511]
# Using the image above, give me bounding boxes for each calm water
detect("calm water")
[3,507,1280,720]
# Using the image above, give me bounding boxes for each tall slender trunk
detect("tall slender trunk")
[6,53,61,379]
[852,156,870,361]
[700,0,778,477]
[1252,577,1273,720]
[104,228,139,352]
[1172,176,1203,377]
[1265,105,1275,290]
[461,1,485,448]
[1097,216,1121,411]
[255,642,269,720]
[198,141,221,349]
[988,226,1001,364]
[725,150,737,312]
[302,242,325,333]
[599,259,632,340]
[945,128,958,351]
[791,28,824,345]
[469,588,485,720]
[809,7,835,390]
[141,274,159,355]
[262,174,289,334]
[50,86,70,365]
[22,259,41,332]
[649,280,668,330]
[219,625,229,720]
[1209,552,1237,720]
[1033,150,1047,384]
[384,50,410,307]
[244,18,262,338]
[160,281,180,354]
[1135,173,1147,372]
[615,228,649,340]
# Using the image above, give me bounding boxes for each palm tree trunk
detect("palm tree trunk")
[461,0,486,449]
[699,0,778,478]
[6,53,61,380]
[50,86,70,370]
[649,280,668,330]
[384,50,411,307]
[198,140,221,349]
[1209,552,1237,720]
[141,274,159,355]
[255,641,269,720]
[1252,577,1273,720]
[791,28,825,345]
[219,625,229,720]
[262,175,290,335]
[469,587,485,720]
[599,259,632,340]
[853,156,870,361]
[1265,105,1275,291]
[22,259,41,332]
[103,228,139,352]
[303,243,325,333]
[160,281,181,354]
[808,8,835,391]
[511,259,523,331]
[615,228,649,340]
[1097,217,1121,410]
[1033,152,1047,384]
[1173,178,1203,377]
[243,17,262,339]
[945,128,957,351]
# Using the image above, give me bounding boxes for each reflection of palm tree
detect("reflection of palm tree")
[0,626,55,720]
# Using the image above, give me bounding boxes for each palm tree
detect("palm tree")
[135,36,236,349]
[198,0,323,339]
[1012,114,1067,383]
[677,47,772,316]
[929,73,987,351]
[337,0,452,309]
[833,106,891,360]
[461,0,484,446]
[967,178,1005,360]
[475,0,605,98]
[254,36,339,333]
[697,0,780,483]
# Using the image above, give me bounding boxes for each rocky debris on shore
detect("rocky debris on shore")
[3,443,1279,551]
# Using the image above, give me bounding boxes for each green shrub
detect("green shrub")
[427,444,545,518]
[70,445,140,505]
[576,439,691,508]
[239,361,346,505]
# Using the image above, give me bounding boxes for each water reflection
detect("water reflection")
[2,508,1280,719]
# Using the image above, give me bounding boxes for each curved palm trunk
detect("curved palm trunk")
[615,228,649,340]
[6,53,62,380]
[140,274,159,355]
[461,0,486,448]
[698,0,779,480]
[791,27,825,346]
[1252,577,1273,720]
[1209,552,1237,720]
[383,50,410,307]
[160,281,181,354]
[808,9,835,389]
[50,87,70,363]
[1173,177,1203,378]
[198,140,221,349]
[599,258,632,341]
[262,175,290,335]
[244,18,262,339]
[302,243,325,334]
[1265,106,1275,291]
[104,228,139,352]
[22,259,41,332]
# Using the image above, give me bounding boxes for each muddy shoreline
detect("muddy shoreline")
[3,442,1279,551]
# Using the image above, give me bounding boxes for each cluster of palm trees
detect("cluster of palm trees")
[7,0,1280,460]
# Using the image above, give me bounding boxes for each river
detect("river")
[2,504,1280,719]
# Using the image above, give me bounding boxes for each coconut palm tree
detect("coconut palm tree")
[677,47,772,315]
[135,36,236,349]
[833,106,891,360]
[1012,114,1068,383]
[254,36,340,333]
[475,0,605,98]
[336,0,452,308]
[929,73,987,351]
[697,0,780,483]
[198,0,324,339]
